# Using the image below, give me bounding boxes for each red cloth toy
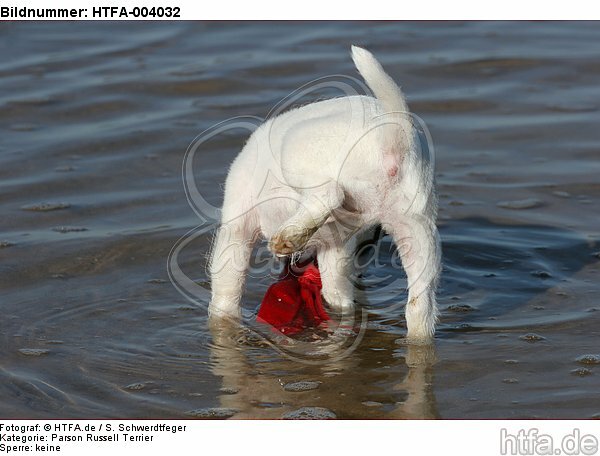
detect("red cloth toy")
[256,259,330,335]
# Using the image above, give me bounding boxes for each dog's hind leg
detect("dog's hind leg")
[382,209,441,344]
[269,181,344,256]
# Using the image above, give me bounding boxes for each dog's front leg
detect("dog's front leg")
[209,211,258,320]
[269,181,344,256]
[383,210,441,344]
[317,236,356,313]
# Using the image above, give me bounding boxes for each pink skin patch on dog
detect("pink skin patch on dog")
[383,152,399,177]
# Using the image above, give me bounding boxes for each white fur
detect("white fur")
[209,45,441,343]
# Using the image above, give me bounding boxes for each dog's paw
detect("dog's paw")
[321,289,354,314]
[269,224,317,256]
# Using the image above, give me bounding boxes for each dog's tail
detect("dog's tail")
[351,45,409,115]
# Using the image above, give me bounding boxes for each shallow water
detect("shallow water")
[1,21,599,419]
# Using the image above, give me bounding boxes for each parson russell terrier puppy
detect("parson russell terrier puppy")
[209,46,441,343]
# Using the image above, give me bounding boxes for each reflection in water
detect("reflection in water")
[208,319,438,419]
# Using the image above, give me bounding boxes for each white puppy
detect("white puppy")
[209,46,441,343]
